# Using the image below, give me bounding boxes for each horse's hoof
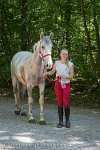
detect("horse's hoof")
[39,121,46,125]
[15,110,20,115]
[29,119,36,124]
[21,112,27,116]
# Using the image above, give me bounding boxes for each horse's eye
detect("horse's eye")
[42,46,45,49]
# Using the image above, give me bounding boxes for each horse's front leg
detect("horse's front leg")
[27,84,35,123]
[39,82,46,125]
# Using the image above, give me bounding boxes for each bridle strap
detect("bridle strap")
[39,40,51,61]
[43,53,51,58]
[39,50,51,61]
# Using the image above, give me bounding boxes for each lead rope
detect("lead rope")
[45,75,61,83]
[45,63,68,85]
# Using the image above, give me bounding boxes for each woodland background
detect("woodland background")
[0,0,100,108]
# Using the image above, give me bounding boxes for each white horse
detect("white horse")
[11,33,53,124]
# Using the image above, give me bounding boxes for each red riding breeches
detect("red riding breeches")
[54,80,71,108]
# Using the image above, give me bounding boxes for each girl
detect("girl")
[44,49,74,128]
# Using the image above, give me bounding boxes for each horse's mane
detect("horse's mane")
[33,43,37,52]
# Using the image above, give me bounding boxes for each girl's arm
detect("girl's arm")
[44,64,56,76]
[66,66,74,80]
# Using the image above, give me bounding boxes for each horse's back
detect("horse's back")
[11,51,32,67]
[12,51,32,62]
[11,51,32,81]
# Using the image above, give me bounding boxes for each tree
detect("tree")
[20,0,28,50]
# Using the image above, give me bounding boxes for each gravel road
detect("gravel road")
[0,97,100,150]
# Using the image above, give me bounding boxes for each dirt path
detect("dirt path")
[0,97,100,150]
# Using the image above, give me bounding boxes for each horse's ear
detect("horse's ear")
[49,32,53,39]
[40,32,44,39]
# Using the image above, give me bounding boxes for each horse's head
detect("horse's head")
[37,32,53,69]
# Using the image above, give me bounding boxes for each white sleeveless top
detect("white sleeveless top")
[55,60,74,84]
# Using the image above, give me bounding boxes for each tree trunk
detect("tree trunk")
[80,0,96,74]
[91,0,100,86]
[91,0,100,72]
[1,2,11,51]
[20,0,28,51]
[64,0,72,52]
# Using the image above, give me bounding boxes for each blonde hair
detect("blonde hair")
[60,49,68,54]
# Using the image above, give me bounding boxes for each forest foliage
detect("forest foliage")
[0,0,100,106]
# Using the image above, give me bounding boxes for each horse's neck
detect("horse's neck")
[32,51,46,75]
[29,49,43,70]
[26,45,46,75]
[34,50,42,64]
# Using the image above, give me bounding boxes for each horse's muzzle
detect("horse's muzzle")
[47,64,52,70]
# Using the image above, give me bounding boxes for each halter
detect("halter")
[39,50,51,61]
[39,40,52,61]
[39,41,51,77]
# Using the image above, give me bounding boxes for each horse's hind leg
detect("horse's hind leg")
[12,76,22,115]
[20,85,27,116]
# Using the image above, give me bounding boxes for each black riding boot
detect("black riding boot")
[65,107,71,128]
[57,106,63,128]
